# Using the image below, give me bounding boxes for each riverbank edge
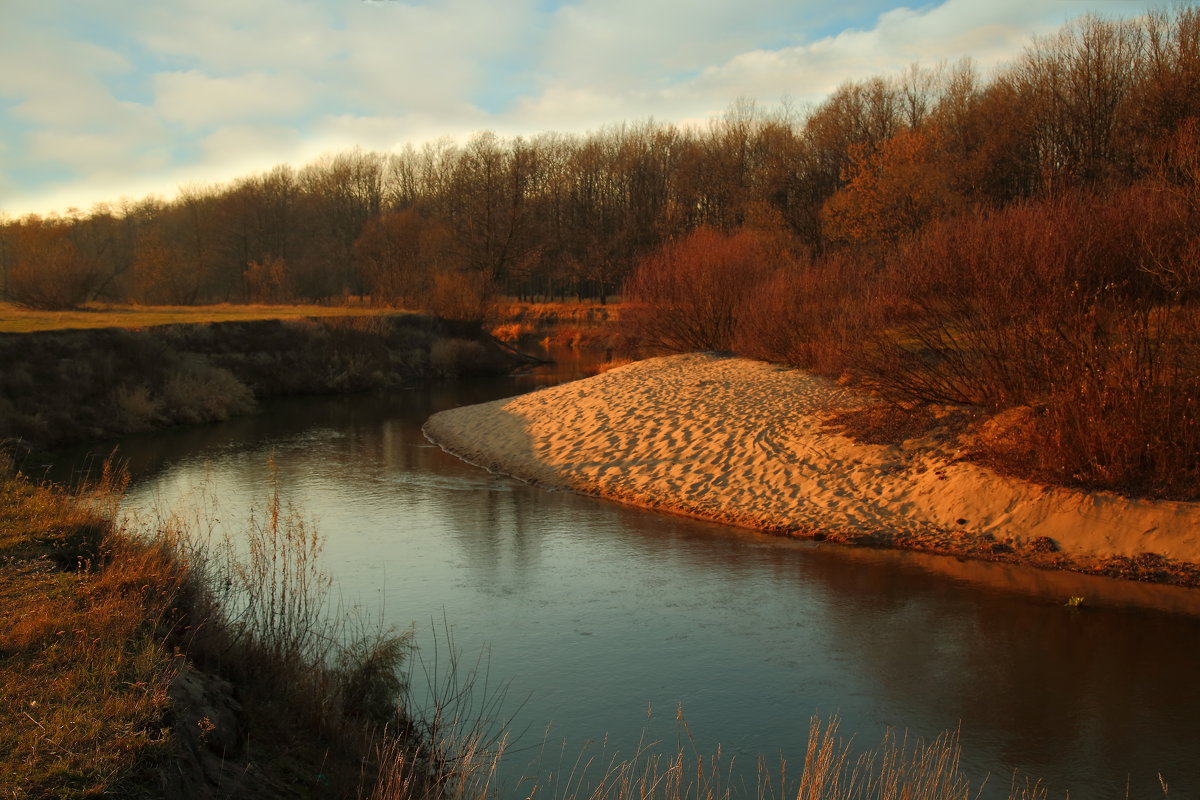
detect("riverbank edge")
[0,312,515,454]
[0,464,430,798]
[423,353,1200,590]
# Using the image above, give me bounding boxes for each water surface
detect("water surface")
[45,353,1200,798]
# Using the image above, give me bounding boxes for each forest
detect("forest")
[2,9,1198,497]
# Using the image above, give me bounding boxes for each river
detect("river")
[42,350,1200,798]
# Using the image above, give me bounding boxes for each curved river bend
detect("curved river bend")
[46,353,1200,798]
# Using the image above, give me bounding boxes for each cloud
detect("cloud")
[540,0,773,90]
[0,32,133,128]
[28,115,168,174]
[507,86,638,131]
[134,0,341,73]
[314,112,485,154]
[521,0,1073,130]
[155,71,313,128]
[335,0,540,115]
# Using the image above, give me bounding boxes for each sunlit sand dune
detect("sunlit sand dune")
[424,353,1200,570]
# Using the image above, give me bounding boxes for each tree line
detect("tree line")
[3,10,1196,318]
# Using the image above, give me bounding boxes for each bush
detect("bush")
[429,271,494,325]
[161,355,256,425]
[430,338,493,378]
[857,187,1200,498]
[1024,307,1200,497]
[734,251,889,375]
[4,221,106,310]
[623,227,777,353]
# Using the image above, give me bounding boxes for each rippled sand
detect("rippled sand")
[424,353,1200,567]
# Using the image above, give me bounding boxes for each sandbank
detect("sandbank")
[423,353,1200,585]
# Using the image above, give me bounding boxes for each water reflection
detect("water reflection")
[41,352,1200,799]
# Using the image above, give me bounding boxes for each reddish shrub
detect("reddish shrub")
[734,251,890,375]
[856,186,1200,498]
[623,227,777,353]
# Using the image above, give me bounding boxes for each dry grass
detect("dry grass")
[141,464,416,795]
[489,321,536,344]
[0,457,418,798]
[0,302,400,334]
[372,711,1058,800]
[491,300,621,327]
[0,469,180,799]
[489,301,626,351]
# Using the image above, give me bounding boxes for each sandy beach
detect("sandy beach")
[423,353,1200,582]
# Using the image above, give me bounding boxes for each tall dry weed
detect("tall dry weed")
[148,458,413,768]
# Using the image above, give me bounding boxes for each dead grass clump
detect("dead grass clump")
[491,301,620,327]
[161,356,256,426]
[139,464,418,795]
[487,302,625,352]
[431,338,499,378]
[970,405,1041,468]
[541,325,625,350]
[111,384,166,432]
[490,321,535,344]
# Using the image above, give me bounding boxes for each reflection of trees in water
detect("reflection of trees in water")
[50,347,599,489]
[436,478,545,587]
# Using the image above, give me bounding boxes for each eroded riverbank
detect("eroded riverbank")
[0,313,512,452]
[424,353,1200,588]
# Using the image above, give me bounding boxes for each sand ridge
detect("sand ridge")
[423,353,1200,573]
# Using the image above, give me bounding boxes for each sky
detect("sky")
[0,0,1174,218]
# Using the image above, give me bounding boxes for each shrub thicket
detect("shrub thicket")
[625,177,1200,499]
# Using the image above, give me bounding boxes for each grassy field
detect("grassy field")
[0,302,402,334]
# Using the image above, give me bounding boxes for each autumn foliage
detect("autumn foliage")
[821,128,963,248]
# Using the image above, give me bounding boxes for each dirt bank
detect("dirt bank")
[0,313,513,451]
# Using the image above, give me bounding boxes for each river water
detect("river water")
[44,351,1200,798]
